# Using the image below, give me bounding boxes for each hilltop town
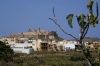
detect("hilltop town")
[0,27,100,54]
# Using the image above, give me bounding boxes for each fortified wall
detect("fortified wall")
[9,27,63,41]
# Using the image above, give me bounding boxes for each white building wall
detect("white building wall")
[22,48,34,54]
[12,48,34,54]
[10,42,35,54]
[12,48,23,53]
[64,41,77,51]
[64,44,75,49]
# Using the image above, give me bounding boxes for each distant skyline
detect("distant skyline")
[0,0,100,39]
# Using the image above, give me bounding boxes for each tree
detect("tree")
[0,41,14,62]
[49,0,99,66]
[98,47,100,61]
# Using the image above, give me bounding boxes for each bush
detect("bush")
[93,61,100,66]
[70,55,85,61]
[14,59,24,65]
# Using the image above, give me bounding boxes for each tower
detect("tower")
[38,26,40,32]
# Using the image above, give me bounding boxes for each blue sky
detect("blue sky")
[0,0,100,39]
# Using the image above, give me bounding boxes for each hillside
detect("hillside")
[70,37,100,42]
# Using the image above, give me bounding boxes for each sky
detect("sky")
[0,0,100,40]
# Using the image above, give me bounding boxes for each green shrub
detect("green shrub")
[49,50,56,54]
[70,55,85,61]
[93,61,100,66]
[14,59,24,65]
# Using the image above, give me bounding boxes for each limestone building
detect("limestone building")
[9,27,63,42]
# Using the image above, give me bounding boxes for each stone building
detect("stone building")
[9,27,63,42]
[85,42,100,49]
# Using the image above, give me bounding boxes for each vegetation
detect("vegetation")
[49,0,99,66]
[0,50,100,66]
[0,41,14,66]
[0,41,14,62]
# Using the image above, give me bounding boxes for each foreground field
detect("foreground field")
[0,50,100,66]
